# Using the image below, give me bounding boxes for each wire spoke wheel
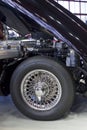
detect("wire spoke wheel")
[10,57,74,120]
[21,69,62,111]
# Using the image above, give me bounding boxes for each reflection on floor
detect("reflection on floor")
[0,95,87,130]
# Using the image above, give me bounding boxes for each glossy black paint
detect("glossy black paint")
[0,0,87,61]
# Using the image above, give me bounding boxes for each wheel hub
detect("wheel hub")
[34,81,49,101]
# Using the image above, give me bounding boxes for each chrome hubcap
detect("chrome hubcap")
[34,81,49,101]
[21,69,62,111]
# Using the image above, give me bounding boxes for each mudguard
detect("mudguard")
[0,0,87,61]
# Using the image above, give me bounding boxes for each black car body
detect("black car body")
[0,0,87,120]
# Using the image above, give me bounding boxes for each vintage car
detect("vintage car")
[0,0,87,121]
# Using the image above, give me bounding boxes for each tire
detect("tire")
[10,56,74,120]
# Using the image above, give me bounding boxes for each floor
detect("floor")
[0,95,87,130]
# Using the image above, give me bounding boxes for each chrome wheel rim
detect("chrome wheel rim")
[21,69,62,111]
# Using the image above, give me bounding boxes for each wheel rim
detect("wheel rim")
[21,69,62,111]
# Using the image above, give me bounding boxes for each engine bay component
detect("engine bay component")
[0,40,21,59]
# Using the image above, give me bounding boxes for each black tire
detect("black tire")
[10,56,74,121]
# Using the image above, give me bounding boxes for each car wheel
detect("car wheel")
[10,56,74,120]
